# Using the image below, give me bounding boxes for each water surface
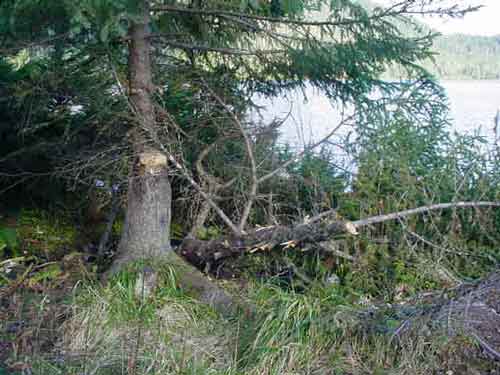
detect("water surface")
[252,80,500,146]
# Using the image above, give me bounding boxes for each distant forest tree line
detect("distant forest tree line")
[426,34,500,80]
[359,0,500,80]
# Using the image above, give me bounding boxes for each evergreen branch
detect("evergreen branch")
[151,3,479,28]
[156,39,285,56]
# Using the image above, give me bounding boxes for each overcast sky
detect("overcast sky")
[378,0,500,36]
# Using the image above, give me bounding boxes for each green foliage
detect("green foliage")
[0,0,71,43]
[341,246,440,302]
[105,268,158,325]
[26,263,63,287]
[340,110,500,289]
[0,0,498,373]
[290,148,347,215]
[1,0,476,235]
[17,208,76,257]
[237,284,348,372]
[253,87,499,302]
[0,227,18,255]
[170,221,184,240]
[195,226,222,240]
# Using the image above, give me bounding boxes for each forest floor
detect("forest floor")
[1,211,500,374]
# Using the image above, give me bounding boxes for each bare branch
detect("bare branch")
[195,143,236,190]
[202,82,258,232]
[470,331,500,361]
[165,152,242,235]
[352,201,500,229]
[188,142,238,238]
[258,114,353,184]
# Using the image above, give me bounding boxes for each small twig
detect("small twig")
[165,152,242,235]
[258,114,353,184]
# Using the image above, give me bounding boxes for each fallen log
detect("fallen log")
[178,201,500,269]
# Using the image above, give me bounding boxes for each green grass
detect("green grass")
[3,256,499,375]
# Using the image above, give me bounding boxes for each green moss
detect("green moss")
[17,208,76,258]
[0,227,18,256]
[26,263,63,288]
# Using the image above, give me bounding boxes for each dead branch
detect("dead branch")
[351,201,500,228]
[188,143,237,237]
[390,271,500,360]
[257,114,353,184]
[201,82,258,232]
[165,152,242,235]
[195,143,236,191]
[191,79,350,235]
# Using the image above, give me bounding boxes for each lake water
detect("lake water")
[444,80,500,137]
[252,80,500,147]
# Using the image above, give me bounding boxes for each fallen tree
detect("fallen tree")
[178,201,500,271]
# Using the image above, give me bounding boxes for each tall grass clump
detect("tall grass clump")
[47,262,234,375]
[234,282,356,374]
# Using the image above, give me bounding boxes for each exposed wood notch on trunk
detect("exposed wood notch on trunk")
[137,151,168,175]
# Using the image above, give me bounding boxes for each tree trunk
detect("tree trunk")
[110,152,172,274]
[107,1,235,314]
[108,1,172,274]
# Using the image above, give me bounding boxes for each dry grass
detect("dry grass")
[3,264,500,375]
[57,275,234,374]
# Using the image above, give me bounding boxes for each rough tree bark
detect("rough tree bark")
[107,0,234,313]
[109,0,171,274]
